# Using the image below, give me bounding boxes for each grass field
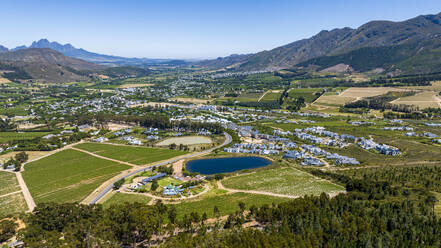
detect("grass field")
[173,192,289,219]
[0,131,51,143]
[156,136,212,146]
[260,92,281,102]
[288,88,321,103]
[0,192,27,216]
[23,149,130,203]
[101,192,151,209]
[222,167,344,196]
[0,172,21,196]
[74,143,187,165]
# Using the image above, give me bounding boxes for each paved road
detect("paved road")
[87,132,232,205]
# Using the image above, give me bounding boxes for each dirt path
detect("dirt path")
[172,160,184,177]
[15,172,35,212]
[0,190,22,198]
[258,90,270,102]
[71,147,139,168]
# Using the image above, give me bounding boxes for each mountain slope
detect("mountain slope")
[200,12,441,73]
[0,48,105,82]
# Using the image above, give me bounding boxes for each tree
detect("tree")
[151,180,159,191]
[15,151,29,163]
[213,205,220,218]
[113,178,124,190]
[238,202,246,213]
[0,219,17,243]
[168,206,177,224]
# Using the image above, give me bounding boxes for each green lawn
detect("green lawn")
[0,192,27,217]
[0,171,21,196]
[260,92,281,102]
[0,131,50,143]
[288,88,321,103]
[74,143,187,165]
[101,193,151,209]
[23,149,130,204]
[173,192,289,219]
[222,167,345,196]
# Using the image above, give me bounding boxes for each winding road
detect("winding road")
[86,131,232,205]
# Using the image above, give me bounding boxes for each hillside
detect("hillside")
[0,48,104,82]
[200,12,441,74]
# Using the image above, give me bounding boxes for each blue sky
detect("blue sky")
[2,0,441,59]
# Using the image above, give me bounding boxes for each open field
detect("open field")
[0,77,11,84]
[222,167,344,196]
[0,131,50,143]
[74,143,187,165]
[314,95,356,106]
[391,91,441,109]
[0,192,27,216]
[0,172,21,196]
[0,151,50,164]
[288,88,321,103]
[260,91,281,102]
[23,149,130,203]
[339,87,408,99]
[101,192,152,209]
[156,136,212,146]
[173,192,289,219]
[169,97,209,104]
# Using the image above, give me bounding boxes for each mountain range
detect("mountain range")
[199,12,441,74]
[0,39,185,67]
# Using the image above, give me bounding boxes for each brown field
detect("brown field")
[117,83,153,89]
[169,97,209,104]
[0,151,51,164]
[17,123,45,130]
[0,77,10,84]
[339,87,408,99]
[314,95,356,106]
[106,122,132,131]
[391,91,441,109]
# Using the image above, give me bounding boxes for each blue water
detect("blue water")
[186,156,272,175]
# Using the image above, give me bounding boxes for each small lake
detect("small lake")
[186,156,272,175]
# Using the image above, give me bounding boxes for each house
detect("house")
[301,157,324,166]
[423,132,438,138]
[163,184,184,195]
[283,150,305,159]
[141,173,166,184]
[404,132,416,137]
[93,137,108,143]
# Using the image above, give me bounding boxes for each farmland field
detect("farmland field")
[74,143,187,165]
[173,192,289,219]
[0,172,21,196]
[260,91,281,102]
[156,136,212,146]
[0,131,51,143]
[23,149,130,203]
[391,91,441,108]
[101,192,151,209]
[288,88,321,103]
[339,87,408,98]
[314,95,356,106]
[0,192,27,216]
[222,167,344,196]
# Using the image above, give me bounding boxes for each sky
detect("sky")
[1,0,441,59]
